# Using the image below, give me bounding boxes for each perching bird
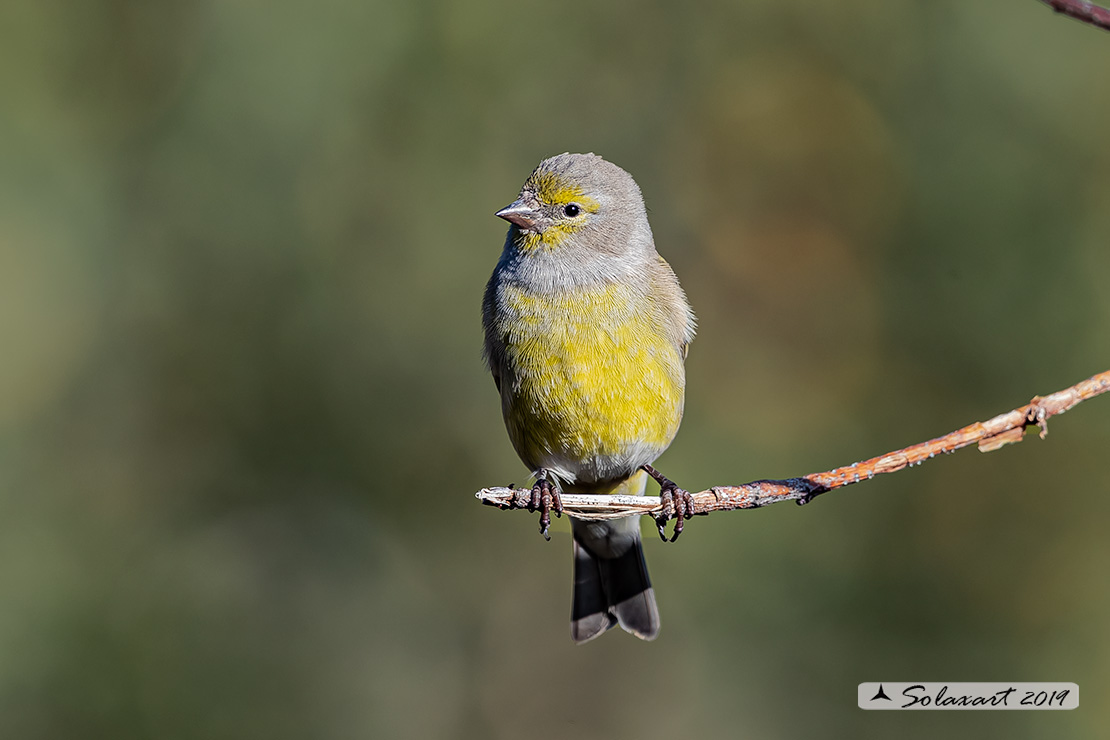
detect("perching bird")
[483,153,696,643]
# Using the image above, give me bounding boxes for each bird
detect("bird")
[482,152,696,643]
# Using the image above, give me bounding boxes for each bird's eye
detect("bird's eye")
[563,204,580,217]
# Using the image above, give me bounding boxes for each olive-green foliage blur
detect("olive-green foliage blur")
[2,0,1109,737]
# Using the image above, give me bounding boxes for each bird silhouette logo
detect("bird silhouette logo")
[871,684,892,701]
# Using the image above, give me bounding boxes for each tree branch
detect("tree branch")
[476,370,1110,522]
[1039,0,1110,32]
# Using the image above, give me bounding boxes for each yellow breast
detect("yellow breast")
[496,281,685,482]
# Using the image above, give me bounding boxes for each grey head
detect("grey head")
[494,153,656,265]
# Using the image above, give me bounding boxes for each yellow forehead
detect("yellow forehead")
[526,171,600,212]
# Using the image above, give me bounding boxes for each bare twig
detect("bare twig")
[476,370,1110,522]
[1039,0,1110,32]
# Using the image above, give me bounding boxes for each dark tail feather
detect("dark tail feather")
[571,537,660,644]
[601,537,660,640]
[571,540,616,643]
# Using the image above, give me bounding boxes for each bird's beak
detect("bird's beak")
[496,199,541,231]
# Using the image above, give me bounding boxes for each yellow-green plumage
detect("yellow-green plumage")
[484,153,694,643]
[495,280,685,482]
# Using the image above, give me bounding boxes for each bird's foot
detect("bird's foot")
[642,464,695,542]
[529,473,563,541]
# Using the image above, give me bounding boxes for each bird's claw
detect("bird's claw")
[529,475,562,540]
[655,482,694,542]
[642,464,695,542]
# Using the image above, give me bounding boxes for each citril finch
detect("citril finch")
[483,153,695,643]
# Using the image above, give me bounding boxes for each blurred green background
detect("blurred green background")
[2,0,1109,737]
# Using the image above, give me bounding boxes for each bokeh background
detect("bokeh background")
[2,0,1109,737]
